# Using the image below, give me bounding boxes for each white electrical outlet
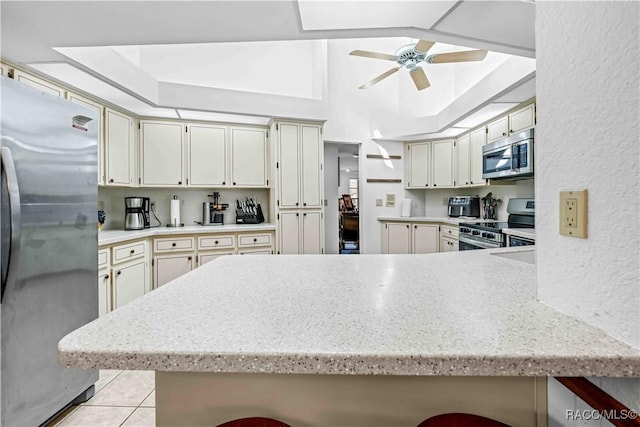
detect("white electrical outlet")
[386,193,395,207]
[376,198,383,207]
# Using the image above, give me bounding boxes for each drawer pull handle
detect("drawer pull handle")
[130,249,135,254]
[172,243,177,247]
[109,178,114,183]
[104,274,110,279]
[214,240,219,244]
[222,181,226,185]
[178,181,182,185]
[116,271,121,276]
[253,238,257,242]
[188,256,192,261]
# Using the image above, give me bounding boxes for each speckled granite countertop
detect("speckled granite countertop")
[98,223,277,246]
[503,228,536,240]
[377,216,498,225]
[59,248,640,376]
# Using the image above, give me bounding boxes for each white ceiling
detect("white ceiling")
[0,1,537,139]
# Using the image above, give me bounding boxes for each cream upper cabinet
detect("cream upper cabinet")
[187,124,227,187]
[431,140,454,188]
[230,127,268,187]
[141,121,184,186]
[487,116,509,142]
[469,127,487,186]
[509,103,535,134]
[456,133,471,187]
[67,92,105,185]
[412,224,439,254]
[276,122,323,208]
[105,108,134,186]
[278,123,301,208]
[406,142,430,188]
[12,69,65,97]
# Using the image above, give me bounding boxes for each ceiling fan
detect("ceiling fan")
[350,40,488,91]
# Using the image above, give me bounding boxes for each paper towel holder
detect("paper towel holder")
[166,195,185,227]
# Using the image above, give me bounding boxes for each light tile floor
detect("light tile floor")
[47,370,155,427]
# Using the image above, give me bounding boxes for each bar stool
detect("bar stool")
[216,417,291,427]
[417,413,511,427]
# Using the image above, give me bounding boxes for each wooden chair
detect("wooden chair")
[216,417,291,427]
[417,413,511,427]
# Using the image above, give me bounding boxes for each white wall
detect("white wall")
[98,187,270,230]
[535,1,640,422]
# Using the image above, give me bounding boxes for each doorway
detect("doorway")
[337,144,360,254]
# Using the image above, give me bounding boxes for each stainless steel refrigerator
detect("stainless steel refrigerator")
[1,76,98,426]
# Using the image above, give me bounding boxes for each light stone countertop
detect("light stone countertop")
[503,228,536,240]
[59,248,640,377]
[98,223,277,246]
[377,216,498,226]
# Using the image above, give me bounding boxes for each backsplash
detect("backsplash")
[98,187,270,230]
[422,180,535,220]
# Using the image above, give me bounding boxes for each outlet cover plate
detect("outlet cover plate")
[559,189,588,238]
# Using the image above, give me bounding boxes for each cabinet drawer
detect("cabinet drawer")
[238,249,273,255]
[112,241,146,264]
[98,248,110,268]
[440,225,459,239]
[154,237,195,252]
[238,233,272,247]
[198,235,235,250]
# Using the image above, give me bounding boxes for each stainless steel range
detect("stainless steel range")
[459,198,535,250]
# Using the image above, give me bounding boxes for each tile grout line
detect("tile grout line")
[119,387,155,426]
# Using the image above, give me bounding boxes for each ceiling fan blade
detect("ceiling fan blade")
[414,39,435,53]
[359,67,400,89]
[350,50,397,61]
[410,67,431,91]
[428,50,488,64]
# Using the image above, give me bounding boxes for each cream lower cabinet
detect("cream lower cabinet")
[382,222,412,254]
[113,259,147,309]
[199,251,235,265]
[439,225,459,253]
[278,211,323,254]
[412,224,439,254]
[153,237,195,287]
[97,248,111,317]
[197,235,235,266]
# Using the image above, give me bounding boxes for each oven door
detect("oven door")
[459,234,501,250]
[508,235,535,247]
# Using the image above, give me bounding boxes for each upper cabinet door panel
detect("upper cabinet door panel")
[67,92,104,185]
[301,125,322,208]
[408,143,429,188]
[188,125,226,186]
[487,116,508,142]
[469,127,487,185]
[231,128,267,187]
[278,123,300,207]
[456,134,471,187]
[13,70,65,97]
[509,103,535,134]
[431,140,454,188]
[105,109,133,186]
[141,121,184,186]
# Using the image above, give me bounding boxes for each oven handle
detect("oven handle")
[459,234,501,249]
[511,143,517,170]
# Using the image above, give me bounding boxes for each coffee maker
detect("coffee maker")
[124,197,150,230]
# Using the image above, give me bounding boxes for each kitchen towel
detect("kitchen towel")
[401,199,412,217]
[170,196,181,226]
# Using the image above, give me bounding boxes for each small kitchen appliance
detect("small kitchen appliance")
[447,196,480,218]
[124,196,150,230]
[459,198,535,250]
[198,192,228,226]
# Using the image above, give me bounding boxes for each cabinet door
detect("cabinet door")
[105,109,133,186]
[13,69,65,97]
[407,143,429,188]
[302,211,322,254]
[384,223,411,254]
[509,103,535,134]
[198,251,234,267]
[278,123,300,207]
[487,116,508,142]
[188,125,226,186]
[301,125,322,208]
[141,121,184,186]
[231,127,267,187]
[439,236,458,253]
[97,269,111,317]
[412,224,439,254]
[279,211,301,254]
[455,134,470,187]
[432,140,454,188]
[154,254,194,288]
[113,260,146,309]
[469,127,487,185]
[68,92,105,185]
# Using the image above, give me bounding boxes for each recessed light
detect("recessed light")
[346,169,350,172]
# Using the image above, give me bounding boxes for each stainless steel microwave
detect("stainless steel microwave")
[482,129,534,180]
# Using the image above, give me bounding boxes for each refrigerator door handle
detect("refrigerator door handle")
[1,146,22,303]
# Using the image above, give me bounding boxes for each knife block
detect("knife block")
[235,204,265,224]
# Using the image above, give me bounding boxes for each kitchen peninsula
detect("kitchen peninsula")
[59,250,640,426]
